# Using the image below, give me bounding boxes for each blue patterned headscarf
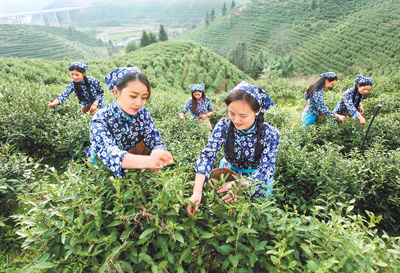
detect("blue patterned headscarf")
[189,83,205,92]
[320,72,337,79]
[104,67,143,91]
[68,61,89,73]
[355,75,373,86]
[231,81,274,113]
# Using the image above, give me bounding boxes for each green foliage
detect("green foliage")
[260,54,294,79]
[158,25,168,42]
[0,24,108,60]
[179,0,400,77]
[140,30,151,47]
[222,2,227,16]
[1,41,400,271]
[69,0,249,29]
[228,42,249,73]
[210,8,216,22]
[125,41,139,54]
[12,163,400,272]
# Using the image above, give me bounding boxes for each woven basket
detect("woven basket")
[129,140,149,155]
[209,167,237,187]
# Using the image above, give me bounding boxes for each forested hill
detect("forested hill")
[179,0,400,78]
[0,24,109,60]
[0,41,250,93]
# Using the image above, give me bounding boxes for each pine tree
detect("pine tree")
[158,24,168,41]
[230,0,236,10]
[210,8,215,22]
[149,32,157,44]
[228,42,248,73]
[205,12,210,26]
[311,0,316,10]
[222,3,227,16]
[140,30,150,47]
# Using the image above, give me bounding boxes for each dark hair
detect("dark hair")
[306,75,338,99]
[191,91,207,113]
[69,67,93,103]
[352,82,371,109]
[224,90,264,164]
[116,72,152,99]
[69,65,86,74]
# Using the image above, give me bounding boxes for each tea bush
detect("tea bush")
[13,161,400,272]
[0,144,51,253]
[275,127,400,234]
[1,47,400,271]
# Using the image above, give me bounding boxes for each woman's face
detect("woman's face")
[324,79,337,89]
[193,91,202,100]
[114,79,149,116]
[357,84,372,95]
[228,99,260,131]
[70,70,84,82]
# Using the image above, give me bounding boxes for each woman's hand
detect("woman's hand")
[148,149,173,170]
[179,114,185,120]
[199,114,208,120]
[217,180,250,203]
[187,192,202,215]
[358,115,366,125]
[89,103,98,113]
[334,113,347,122]
[358,106,365,115]
[47,99,59,108]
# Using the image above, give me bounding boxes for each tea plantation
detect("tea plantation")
[179,0,400,77]
[1,41,400,272]
[0,24,108,60]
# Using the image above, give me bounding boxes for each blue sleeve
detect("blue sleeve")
[312,91,334,116]
[142,111,166,152]
[90,78,105,101]
[195,119,227,178]
[89,117,128,177]
[56,82,75,105]
[343,91,360,119]
[251,125,280,183]
[180,99,192,115]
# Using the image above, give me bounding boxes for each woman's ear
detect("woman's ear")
[113,86,119,98]
[257,107,262,115]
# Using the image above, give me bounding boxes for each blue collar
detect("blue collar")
[110,99,133,122]
[232,121,257,142]
[239,121,257,134]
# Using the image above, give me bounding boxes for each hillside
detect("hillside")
[1,38,400,271]
[30,25,107,48]
[0,24,109,60]
[179,0,400,77]
[69,0,250,28]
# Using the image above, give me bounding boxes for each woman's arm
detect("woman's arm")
[187,173,207,215]
[121,149,173,170]
[53,82,75,106]
[179,99,192,118]
[47,98,60,108]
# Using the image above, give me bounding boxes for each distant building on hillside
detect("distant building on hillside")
[112,42,125,49]
[96,33,110,43]
[168,32,178,39]
[124,36,141,45]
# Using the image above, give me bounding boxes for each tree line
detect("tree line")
[125,24,169,54]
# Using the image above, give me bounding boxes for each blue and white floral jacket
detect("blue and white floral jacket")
[85,100,166,177]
